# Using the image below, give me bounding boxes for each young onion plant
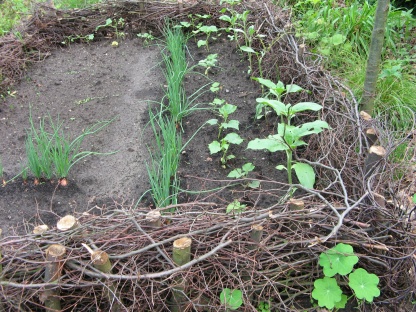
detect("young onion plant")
[161,23,189,126]
[146,110,182,209]
[25,113,115,186]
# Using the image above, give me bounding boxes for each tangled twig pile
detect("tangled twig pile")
[0,0,415,311]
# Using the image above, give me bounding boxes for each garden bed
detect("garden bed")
[0,1,415,311]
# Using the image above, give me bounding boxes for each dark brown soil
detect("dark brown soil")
[0,36,286,237]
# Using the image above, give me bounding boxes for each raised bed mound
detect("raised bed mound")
[0,0,415,311]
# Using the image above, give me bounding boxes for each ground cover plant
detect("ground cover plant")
[0,1,415,311]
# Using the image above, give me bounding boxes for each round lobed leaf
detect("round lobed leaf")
[319,243,359,277]
[348,268,380,302]
[312,277,343,309]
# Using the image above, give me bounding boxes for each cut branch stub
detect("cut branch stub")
[173,237,192,266]
[248,224,263,251]
[83,245,121,312]
[33,224,49,235]
[57,215,78,231]
[288,198,305,211]
[171,237,192,312]
[360,111,372,121]
[91,250,112,273]
[43,244,66,312]
[364,145,386,177]
[146,210,162,228]
[366,128,378,146]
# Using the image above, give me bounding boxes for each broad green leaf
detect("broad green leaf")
[219,103,237,116]
[256,98,287,116]
[228,168,243,178]
[211,98,224,106]
[197,40,207,48]
[290,102,322,113]
[412,193,416,204]
[199,25,218,33]
[220,288,243,310]
[319,243,359,277]
[206,119,218,125]
[348,268,380,302]
[312,277,343,309]
[219,15,232,22]
[224,133,243,145]
[254,77,277,91]
[248,180,260,188]
[208,141,221,154]
[276,165,287,170]
[240,46,256,53]
[242,162,255,172]
[285,84,303,93]
[222,119,239,130]
[297,120,330,137]
[292,162,315,189]
[247,137,287,152]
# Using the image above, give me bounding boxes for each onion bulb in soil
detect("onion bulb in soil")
[34,178,40,186]
[59,178,68,186]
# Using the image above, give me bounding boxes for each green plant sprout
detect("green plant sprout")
[226,199,246,215]
[209,132,243,167]
[207,98,243,166]
[312,243,380,310]
[95,17,125,39]
[257,300,272,312]
[62,33,94,45]
[193,25,218,51]
[252,77,305,120]
[198,54,218,75]
[25,112,115,186]
[210,82,221,93]
[248,79,329,190]
[412,194,416,204]
[137,32,155,46]
[228,162,260,188]
[220,288,243,311]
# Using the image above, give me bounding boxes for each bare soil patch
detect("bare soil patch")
[0,39,164,235]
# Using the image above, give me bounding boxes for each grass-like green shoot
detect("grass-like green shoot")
[46,115,115,185]
[25,112,116,185]
[146,110,182,208]
[161,22,190,125]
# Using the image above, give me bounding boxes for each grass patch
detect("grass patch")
[292,0,416,130]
